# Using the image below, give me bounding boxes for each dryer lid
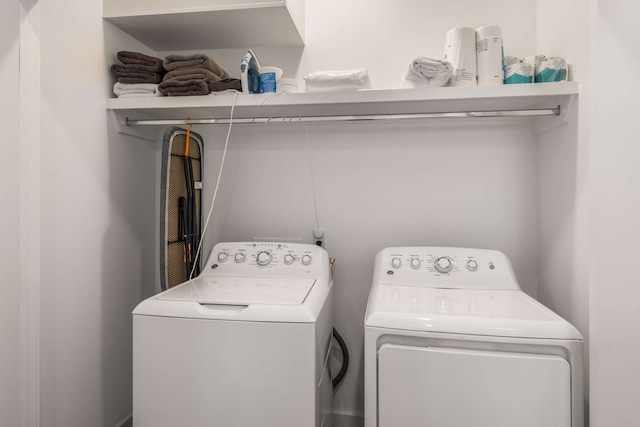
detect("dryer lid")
[364,285,583,340]
[157,276,316,306]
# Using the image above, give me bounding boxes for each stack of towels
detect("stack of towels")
[159,54,241,96]
[111,51,165,98]
[401,57,453,88]
[304,69,372,93]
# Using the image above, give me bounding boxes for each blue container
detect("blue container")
[260,72,277,93]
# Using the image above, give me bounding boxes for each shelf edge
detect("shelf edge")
[103,1,287,19]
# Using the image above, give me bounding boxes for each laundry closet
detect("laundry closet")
[7,0,640,426]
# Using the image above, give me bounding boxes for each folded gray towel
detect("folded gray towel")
[111,64,163,84]
[163,54,230,79]
[117,51,164,73]
[163,68,223,83]
[209,78,242,92]
[158,79,211,96]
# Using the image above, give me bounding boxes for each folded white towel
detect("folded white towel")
[113,82,162,98]
[304,69,371,93]
[401,57,453,88]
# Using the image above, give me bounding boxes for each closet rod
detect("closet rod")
[125,105,561,126]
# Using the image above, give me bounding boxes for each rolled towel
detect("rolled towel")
[163,68,222,83]
[209,78,242,92]
[116,51,164,73]
[158,79,211,96]
[113,82,162,98]
[304,69,371,93]
[163,54,230,79]
[111,64,163,84]
[400,57,453,88]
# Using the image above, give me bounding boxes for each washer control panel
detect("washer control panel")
[375,247,519,290]
[206,242,328,278]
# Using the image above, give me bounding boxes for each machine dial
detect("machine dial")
[410,258,421,269]
[217,252,229,263]
[301,254,312,265]
[466,260,478,271]
[434,257,453,273]
[256,251,272,266]
[234,253,246,263]
[391,258,402,269]
[284,254,295,265]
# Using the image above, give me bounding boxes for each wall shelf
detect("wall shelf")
[103,0,305,51]
[106,82,578,139]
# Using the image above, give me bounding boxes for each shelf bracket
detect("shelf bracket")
[108,109,161,141]
[534,95,577,135]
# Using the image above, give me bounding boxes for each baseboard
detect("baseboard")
[119,413,361,427]
[117,415,132,427]
[332,412,364,427]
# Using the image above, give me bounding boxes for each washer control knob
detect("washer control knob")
[410,258,421,269]
[256,251,272,266]
[217,252,229,263]
[284,254,295,265]
[301,255,312,265]
[434,257,452,273]
[391,258,402,269]
[234,253,246,263]
[466,260,478,272]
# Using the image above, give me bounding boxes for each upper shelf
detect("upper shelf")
[103,0,305,51]
[107,82,579,121]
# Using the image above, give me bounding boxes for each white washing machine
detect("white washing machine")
[364,247,584,427]
[133,242,333,427]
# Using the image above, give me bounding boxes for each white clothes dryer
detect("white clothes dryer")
[133,242,333,427]
[364,247,583,427]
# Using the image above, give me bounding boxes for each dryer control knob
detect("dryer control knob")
[301,255,312,265]
[391,258,402,269]
[234,253,246,263]
[217,252,229,263]
[410,258,421,269]
[256,251,272,266]
[284,254,295,265]
[466,260,478,271]
[434,257,452,273]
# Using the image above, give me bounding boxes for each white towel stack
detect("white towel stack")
[113,82,162,98]
[304,69,371,93]
[401,57,453,88]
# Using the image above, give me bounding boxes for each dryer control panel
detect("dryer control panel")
[204,242,330,280]
[373,247,520,290]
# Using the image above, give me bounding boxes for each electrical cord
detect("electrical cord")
[188,91,276,279]
[182,121,199,278]
[305,125,321,234]
[189,91,239,279]
[332,328,349,388]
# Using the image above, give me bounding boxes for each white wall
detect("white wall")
[200,119,538,419]
[24,1,594,426]
[159,0,538,90]
[37,0,157,425]
[172,1,541,420]
[589,1,640,425]
[535,0,590,409]
[0,1,21,426]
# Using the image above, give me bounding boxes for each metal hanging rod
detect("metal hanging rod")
[125,105,561,127]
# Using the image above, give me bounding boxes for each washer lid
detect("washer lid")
[365,285,583,340]
[157,276,316,305]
